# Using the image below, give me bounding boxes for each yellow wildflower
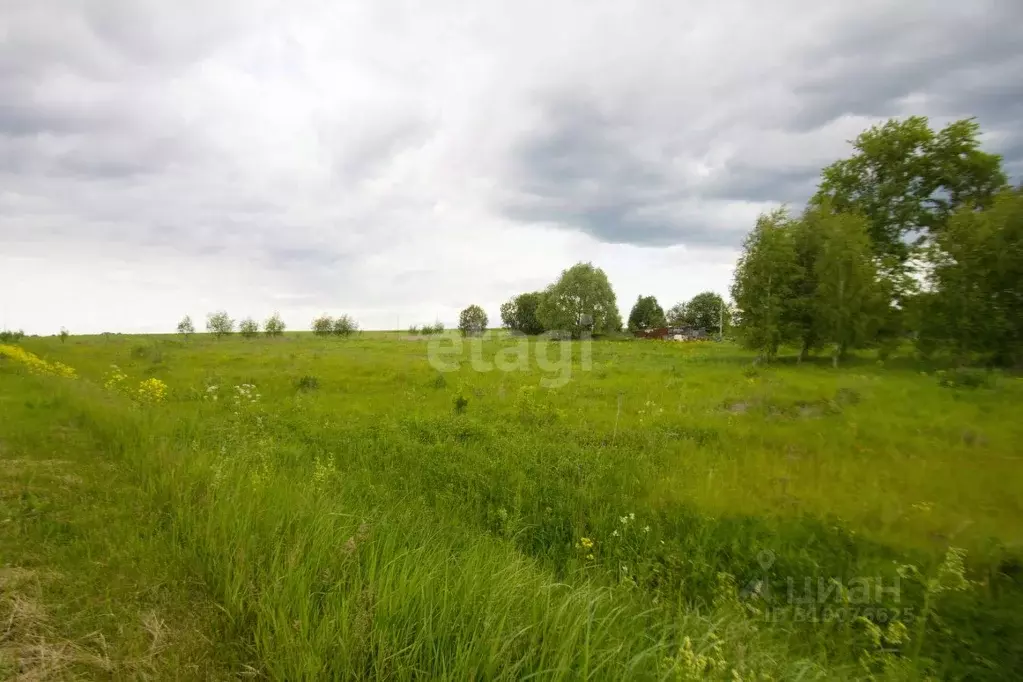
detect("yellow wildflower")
[0,344,77,378]
[136,378,168,404]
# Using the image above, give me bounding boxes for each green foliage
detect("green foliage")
[58,327,70,343]
[420,321,445,336]
[264,312,286,337]
[238,317,259,339]
[294,374,319,391]
[206,311,234,339]
[666,301,687,327]
[458,304,488,337]
[500,291,546,335]
[332,314,358,337]
[919,188,1023,365]
[176,315,195,337]
[311,314,333,336]
[537,262,622,338]
[0,328,25,343]
[627,295,666,332]
[731,210,802,360]
[806,207,886,365]
[684,291,728,335]
[814,116,1007,267]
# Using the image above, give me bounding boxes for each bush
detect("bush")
[333,314,358,337]
[239,317,259,338]
[265,312,286,337]
[421,321,445,336]
[936,368,996,389]
[312,315,334,336]
[295,375,320,391]
[0,329,24,343]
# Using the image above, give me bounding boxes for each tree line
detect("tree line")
[731,116,1021,366]
[169,115,1018,364]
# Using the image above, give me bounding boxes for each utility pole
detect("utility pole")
[719,299,724,342]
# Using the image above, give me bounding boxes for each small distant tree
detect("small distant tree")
[408,324,420,335]
[627,295,666,332]
[206,311,234,339]
[332,314,358,337]
[59,327,69,343]
[0,329,25,343]
[176,315,195,338]
[312,315,334,336]
[458,304,489,336]
[264,312,286,337]
[666,302,687,327]
[239,317,259,338]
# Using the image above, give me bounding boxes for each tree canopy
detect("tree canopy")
[814,116,1007,267]
[458,304,489,337]
[500,292,545,335]
[537,263,622,337]
[627,295,666,332]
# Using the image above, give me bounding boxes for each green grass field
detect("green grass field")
[2,333,1021,680]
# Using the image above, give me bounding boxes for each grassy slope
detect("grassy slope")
[2,334,1022,679]
[0,371,232,679]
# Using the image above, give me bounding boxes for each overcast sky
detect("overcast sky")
[2,0,1021,334]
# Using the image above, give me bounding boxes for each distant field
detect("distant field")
[2,334,1021,679]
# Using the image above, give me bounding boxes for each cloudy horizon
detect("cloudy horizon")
[2,0,1021,335]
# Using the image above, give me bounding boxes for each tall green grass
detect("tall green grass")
[4,334,1022,678]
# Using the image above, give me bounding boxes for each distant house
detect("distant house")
[633,325,710,341]
[670,326,708,341]
[633,327,670,340]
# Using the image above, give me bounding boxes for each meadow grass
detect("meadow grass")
[1,334,1021,679]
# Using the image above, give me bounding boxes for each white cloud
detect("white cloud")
[0,0,1020,334]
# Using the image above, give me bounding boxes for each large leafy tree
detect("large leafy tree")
[684,291,728,335]
[809,208,884,365]
[500,292,545,335]
[920,188,1023,365]
[537,262,622,337]
[814,116,1007,269]
[731,210,803,360]
[627,295,666,332]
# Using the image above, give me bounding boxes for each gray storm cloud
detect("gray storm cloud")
[1,0,1020,333]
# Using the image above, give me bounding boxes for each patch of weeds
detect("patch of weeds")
[834,387,862,405]
[295,375,320,391]
[742,366,760,380]
[936,368,996,389]
[431,373,447,389]
[453,394,469,414]
[662,425,719,447]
